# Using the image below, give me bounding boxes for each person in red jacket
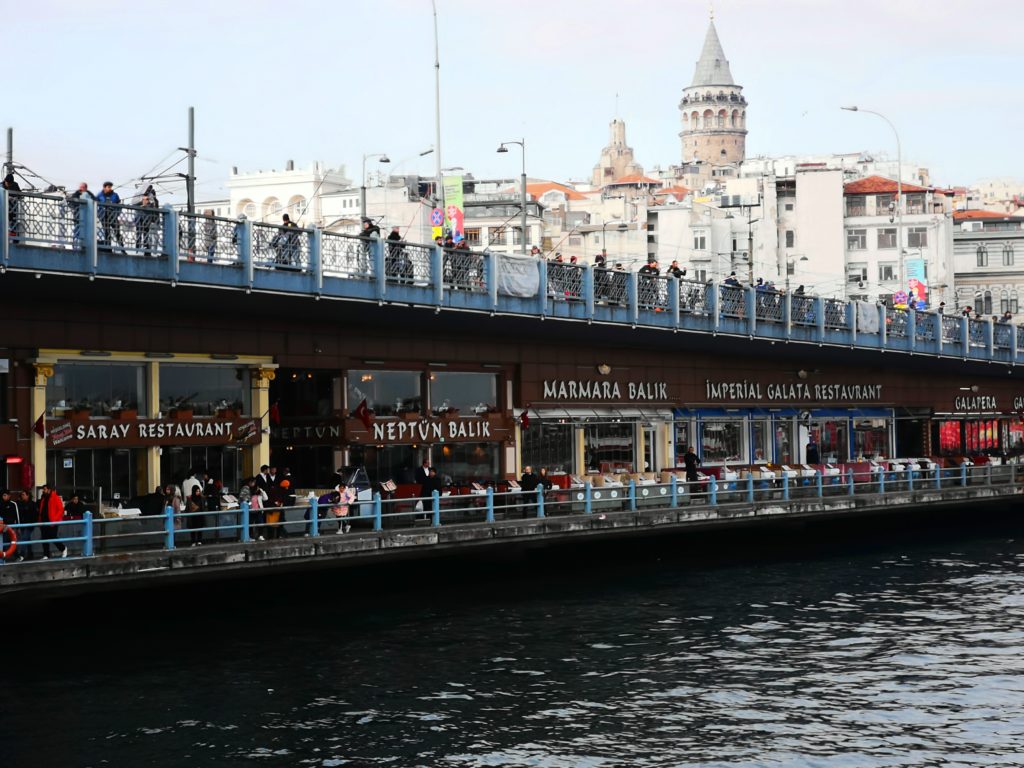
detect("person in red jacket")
[37,484,68,559]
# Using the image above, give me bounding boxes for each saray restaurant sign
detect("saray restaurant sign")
[45,417,261,448]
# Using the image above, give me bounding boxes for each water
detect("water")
[8,519,1024,767]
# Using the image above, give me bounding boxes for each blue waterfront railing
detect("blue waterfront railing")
[1,188,1020,362]
[0,462,1017,568]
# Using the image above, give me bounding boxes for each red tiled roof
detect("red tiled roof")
[843,175,930,195]
[605,174,660,186]
[953,209,1022,222]
[653,185,689,200]
[524,181,587,201]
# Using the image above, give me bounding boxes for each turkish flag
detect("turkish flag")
[520,411,530,430]
[352,399,374,431]
[33,413,46,438]
[269,402,281,426]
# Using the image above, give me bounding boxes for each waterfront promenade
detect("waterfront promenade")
[2,189,1021,364]
[2,466,1019,598]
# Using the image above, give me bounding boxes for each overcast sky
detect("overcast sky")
[6,0,1023,202]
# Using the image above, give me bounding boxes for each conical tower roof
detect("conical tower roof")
[690,20,734,87]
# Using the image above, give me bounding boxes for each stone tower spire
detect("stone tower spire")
[678,17,747,166]
[592,117,644,187]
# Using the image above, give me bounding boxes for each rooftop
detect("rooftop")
[843,175,931,196]
[952,209,1023,222]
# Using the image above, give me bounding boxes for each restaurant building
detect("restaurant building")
[3,270,1024,500]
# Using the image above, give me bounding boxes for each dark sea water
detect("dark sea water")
[7,516,1024,767]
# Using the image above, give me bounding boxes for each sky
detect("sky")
[5,0,1024,204]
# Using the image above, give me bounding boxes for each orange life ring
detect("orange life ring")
[1,527,17,560]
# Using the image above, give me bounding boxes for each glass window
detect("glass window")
[46,363,147,417]
[977,246,988,267]
[908,227,928,247]
[159,365,250,416]
[522,421,575,474]
[673,421,691,466]
[774,420,793,464]
[272,370,335,419]
[48,447,135,502]
[700,419,743,463]
[878,262,897,282]
[1003,244,1015,266]
[877,228,897,249]
[815,419,848,463]
[751,420,769,462]
[847,229,867,250]
[432,442,499,484]
[847,263,867,285]
[693,232,707,250]
[464,228,481,246]
[965,419,999,455]
[846,196,866,216]
[584,422,635,474]
[429,372,497,415]
[785,230,795,248]
[853,418,888,459]
[347,370,421,416]
[348,444,419,486]
[905,193,925,214]
[938,420,961,455]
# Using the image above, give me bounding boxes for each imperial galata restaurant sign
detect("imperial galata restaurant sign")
[705,379,883,402]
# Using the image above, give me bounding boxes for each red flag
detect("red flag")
[520,411,530,430]
[269,402,281,426]
[352,399,374,431]
[33,413,46,438]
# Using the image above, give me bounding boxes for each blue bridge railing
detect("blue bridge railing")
[2,189,1020,363]
[1,463,1016,568]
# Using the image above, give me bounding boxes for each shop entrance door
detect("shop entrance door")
[642,426,656,473]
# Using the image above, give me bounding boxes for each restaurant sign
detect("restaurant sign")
[705,379,883,403]
[541,380,670,402]
[345,415,514,445]
[45,417,262,449]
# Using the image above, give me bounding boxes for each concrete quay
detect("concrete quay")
[3,484,1018,600]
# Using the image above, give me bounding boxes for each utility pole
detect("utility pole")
[4,127,12,178]
[432,0,445,220]
[186,107,196,215]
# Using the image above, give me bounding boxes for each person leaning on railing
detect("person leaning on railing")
[96,181,124,251]
[2,173,21,242]
[37,484,68,559]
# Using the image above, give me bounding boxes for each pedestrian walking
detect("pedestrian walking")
[37,484,68,559]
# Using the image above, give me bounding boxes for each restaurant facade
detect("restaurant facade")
[3,274,1024,499]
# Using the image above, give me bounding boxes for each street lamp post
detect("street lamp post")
[497,139,527,254]
[842,106,904,289]
[361,152,391,221]
[601,219,628,254]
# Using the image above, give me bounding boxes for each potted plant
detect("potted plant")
[170,407,194,421]
[112,407,138,420]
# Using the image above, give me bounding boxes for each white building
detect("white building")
[952,210,1024,317]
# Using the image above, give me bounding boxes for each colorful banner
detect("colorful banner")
[906,258,928,309]
[442,175,465,242]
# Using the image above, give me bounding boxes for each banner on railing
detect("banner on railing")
[442,175,464,242]
[906,258,928,310]
[496,253,540,298]
[856,301,880,334]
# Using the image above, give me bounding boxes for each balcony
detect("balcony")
[1,189,1019,365]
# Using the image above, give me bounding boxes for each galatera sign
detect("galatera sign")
[45,417,262,448]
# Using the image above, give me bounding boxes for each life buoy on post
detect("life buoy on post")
[0,525,17,561]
